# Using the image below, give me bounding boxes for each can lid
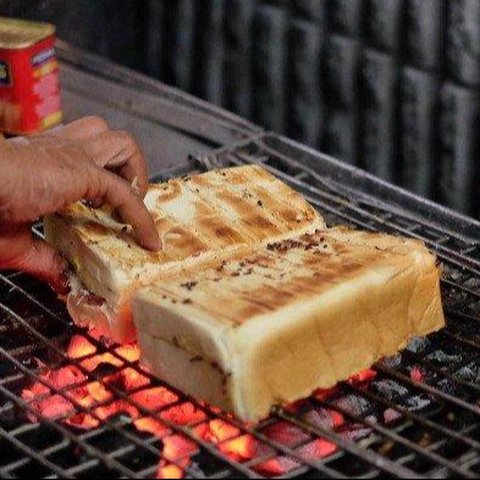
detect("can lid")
[0,17,55,49]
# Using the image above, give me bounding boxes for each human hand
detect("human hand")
[0,116,160,293]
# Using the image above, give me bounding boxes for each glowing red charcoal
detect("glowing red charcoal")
[262,421,309,448]
[75,342,140,373]
[254,456,299,477]
[84,380,112,403]
[42,365,84,391]
[160,402,207,426]
[22,365,86,422]
[66,411,100,430]
[163,435,198,461]
[157,463,185,479]
[34,394,74,421]
[131,386,178,411]
[205,419,241,443]
[297,438,337,459]
[253,438,337,476]
[304,407,344,431]
[95,400,139,422]
[117,367,150,391]
[313,386,339,402]
[348,368,377,384]
[155,435,197,479]
[410,366,424,383]
[219,434,259,462]
[115,344,141,362]
[67,335,97,359]
[134,417,170,438]
[80,352,122,371]
[22,332,399,479]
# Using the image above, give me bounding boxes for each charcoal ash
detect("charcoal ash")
[405,336,430,354]
[462,277,480,290]
[364,414,377,425]
[261,420,310,447]
[331,394,371,417]
[338,421,373,442]
[441,284,469,309]
[370,377,432,412]
[453,361,480,383]
[434,378,468,399]
[425,350,461,365]
[441,265,464,282]
[467,300,480,317]
[404,394,431,412]
[378,354,402,369]
[370,379,409,402]
[303,407,343,431]
[407,338,466,374]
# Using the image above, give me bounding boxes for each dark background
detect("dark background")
[1,0,479,218]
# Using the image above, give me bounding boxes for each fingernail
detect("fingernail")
[152,237,162,251]
[131,176,140,194]
[139,233,162,251]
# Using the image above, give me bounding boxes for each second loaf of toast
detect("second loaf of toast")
[134,228,445,421]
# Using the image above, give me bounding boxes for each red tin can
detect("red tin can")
[0,17,62,135]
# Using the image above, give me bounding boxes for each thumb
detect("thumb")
[14,234,70,294]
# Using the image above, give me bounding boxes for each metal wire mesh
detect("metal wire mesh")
[1,133,480,478]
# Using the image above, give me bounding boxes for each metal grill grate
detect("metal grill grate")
[1,133,480,478]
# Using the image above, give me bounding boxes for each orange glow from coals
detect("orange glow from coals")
[348,368,377,384]
[21,335,381,478]
[410,366,425,383]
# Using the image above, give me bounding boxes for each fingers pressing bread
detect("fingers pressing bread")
[84,166,161,251]
[2,116,161,251]
[0,115,161,294]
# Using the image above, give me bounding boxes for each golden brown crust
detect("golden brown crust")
[134,228,445,422]
[137,229,431,326]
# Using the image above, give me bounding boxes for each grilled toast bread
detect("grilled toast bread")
[133,228,444,421]
[44,165,325,341]
[45,164,444,421]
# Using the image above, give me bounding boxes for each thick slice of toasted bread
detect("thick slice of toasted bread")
[133,229,445,421]
[44,165,325,341]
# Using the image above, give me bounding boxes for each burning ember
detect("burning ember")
[409,365,425,383]
[21,334,419,478]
